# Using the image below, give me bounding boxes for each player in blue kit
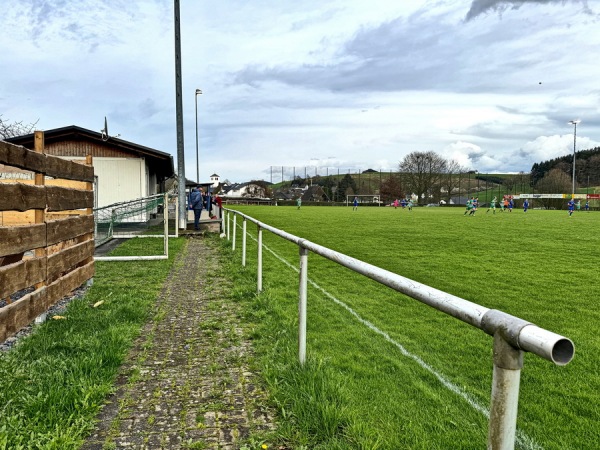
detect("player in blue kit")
[523,199,529,213]
[567,199,575,216]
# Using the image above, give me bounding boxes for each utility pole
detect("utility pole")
[174,0,186,229]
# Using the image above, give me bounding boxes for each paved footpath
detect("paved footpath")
[82,237,275,450]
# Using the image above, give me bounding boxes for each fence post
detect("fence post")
[164,192,169,258]
[226,211,230,240]
[257,224,263,293]
[298,246,308,365]
[487,333,524,450]
[33,131,47,324]
[242,218,247,266]
[232,214,237,251]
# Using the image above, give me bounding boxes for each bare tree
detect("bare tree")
[379,174,404,203]
[441,159,465,203]
[0,115,39,139]
[399,151,447,204]
[535,169,572,209]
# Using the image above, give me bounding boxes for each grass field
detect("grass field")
[224,205,600,449]
[0,237,186,449]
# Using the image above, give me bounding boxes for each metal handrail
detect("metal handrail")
[223,207,574,449]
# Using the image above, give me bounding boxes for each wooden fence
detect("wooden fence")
[0,131,95,342]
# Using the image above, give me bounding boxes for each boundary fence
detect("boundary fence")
[222,207,575,449]
[0,133,95,342]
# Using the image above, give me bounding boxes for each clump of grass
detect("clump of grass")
[0,237,186,448]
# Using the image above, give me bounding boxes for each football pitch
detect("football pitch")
[226,205,599,449]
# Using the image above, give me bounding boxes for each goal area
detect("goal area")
[346,195,381,206]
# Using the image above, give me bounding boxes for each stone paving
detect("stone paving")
[81,236,276,450]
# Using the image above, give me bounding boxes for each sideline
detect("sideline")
[243,230,543,450]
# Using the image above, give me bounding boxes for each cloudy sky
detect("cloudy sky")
[1,0,599,183]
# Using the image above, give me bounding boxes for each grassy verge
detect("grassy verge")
[0,237,186,449]
[221,205,599,450]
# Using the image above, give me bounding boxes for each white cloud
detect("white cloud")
[1,0,599,182]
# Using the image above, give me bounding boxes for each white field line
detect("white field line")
[241,228,542,450]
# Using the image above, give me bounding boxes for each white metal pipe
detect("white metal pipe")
[232,214,237,251]
[299,246,308,365]
[223,208,574,366]
[257,225,263,293]
[227,211,230,240]
[242,219,247,267]
[488,334,523,450]
[164,193,169,259]
[95,255,168,261]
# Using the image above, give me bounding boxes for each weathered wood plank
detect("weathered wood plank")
[0,256,46,298]
[0,252,25,267]
[0,223,46,257]
[46,215,94,245]
[45,156,94,182]
[47,240,94,280]
[0,141,45,173]
[46,262,94,307]
[0,141,94,182]
[0,287,46,343]
[46,186,94,211]
[0,183,46,212]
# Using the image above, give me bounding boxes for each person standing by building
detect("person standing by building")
[213,193,223,219]
[189,186,203,230]
[353,196,359,211]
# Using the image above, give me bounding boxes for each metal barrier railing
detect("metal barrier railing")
[223,208,574,450]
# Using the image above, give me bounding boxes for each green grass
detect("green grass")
[0,237,186,449]
[223,205,600,450]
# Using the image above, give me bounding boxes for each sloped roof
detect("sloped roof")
[6,125,174,180]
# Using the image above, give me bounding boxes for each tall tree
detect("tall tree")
[399,151,447,204]
[379,174,404,203]
[335,174,357,202]
[535,169,572,209]
[440,159,464,203]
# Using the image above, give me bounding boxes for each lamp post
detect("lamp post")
[569,119,580,197]
[195,89,202,183]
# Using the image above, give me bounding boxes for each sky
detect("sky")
[1,0,599,184]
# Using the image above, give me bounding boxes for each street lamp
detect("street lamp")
[195,89,202,183]
[568,119,580,197]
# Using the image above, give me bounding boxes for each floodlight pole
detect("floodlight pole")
[569,120,580,197]
[195,89,202,183]
[174,0,186,229]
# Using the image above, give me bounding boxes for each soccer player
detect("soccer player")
[523,199,529,213]
[353,196,359,211]
[585,200,590,212]
[508,198,513,212]
[464,197,473,215]
[469,197,479,215]
[486,197,497,214]
[567,199,575,216]
[407,199,414,211]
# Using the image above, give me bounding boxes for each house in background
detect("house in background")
[5,125,174,209]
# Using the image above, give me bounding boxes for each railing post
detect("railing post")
[242,218,247,266]
[227,211,230,240]
[257,224,263,293]
[487,333,524,450]
[164,192,169,258]
[232,214,237,251]
[298,246,308,365]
